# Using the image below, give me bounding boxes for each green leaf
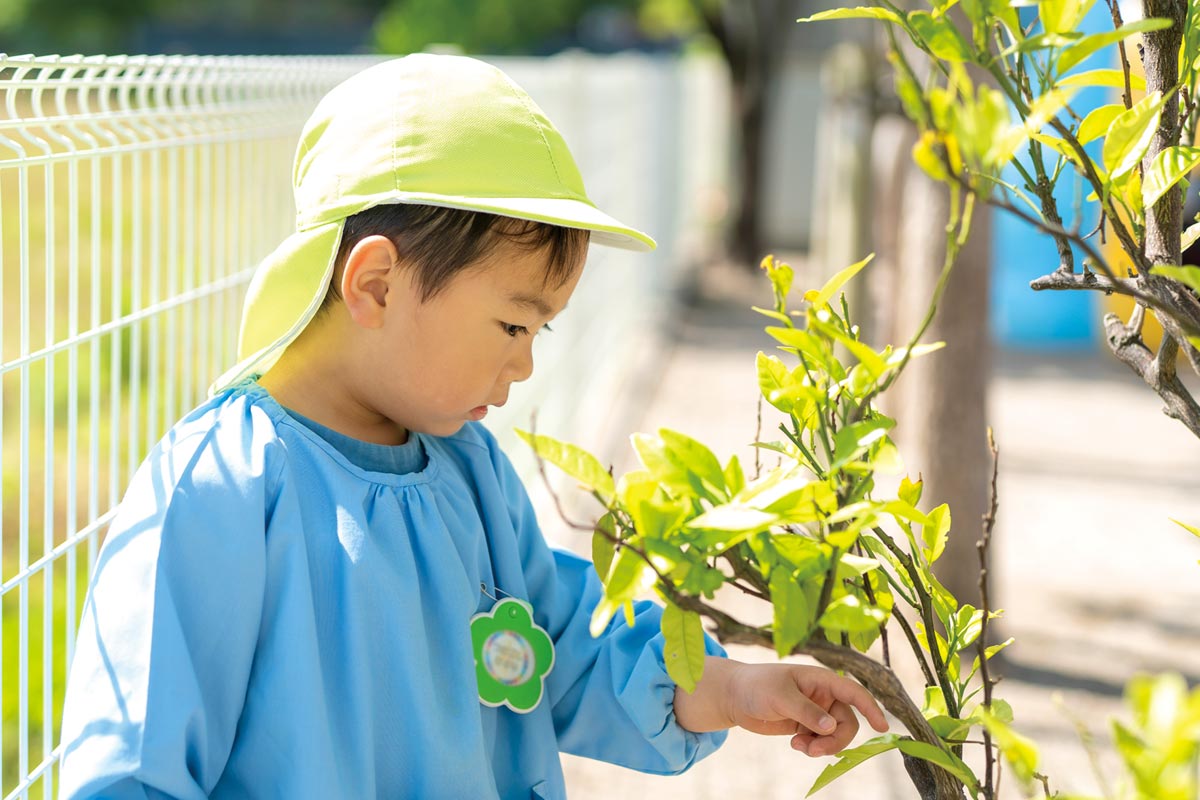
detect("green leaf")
[978,708,1039,781]
[895,739,980,788]
[753,476,838,522]
[832,417,897,471]
[1076,104,1125,145]
[688,504,778,538]
[1170,518,1200,538]
[516,429,615,503]
[770,566,814,657]
[1150,264,1200,295]
[630,433,692,495]
[592,512,617,581]
[808,734,902,794]
[882,498,932,527]
[1103,92,1164,182]
[723,455,746,497]
[1039,0,1098,34]
[806,253,875,310]
[798,7,902,24]
[591,546,656,636]
[1058,69,1147,90]
[771,533,831,579]
[758,351,794,412]
[991,88,1076,168]
[898,476,923,507]
[1183,221,1200,254]
[907,11,974,61]
[661,603,706,693]
[819,595,888,634]
[1143,147,1200,209]
[759,254,795,304]
[1057,17,1174,73]
[922,503,952,563]
[660,428,727,500]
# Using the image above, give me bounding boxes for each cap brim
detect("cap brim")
[316,192,656,252]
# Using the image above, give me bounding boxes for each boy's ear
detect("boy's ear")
[341,235,400,328]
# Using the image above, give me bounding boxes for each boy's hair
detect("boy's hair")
[319,204,591,314]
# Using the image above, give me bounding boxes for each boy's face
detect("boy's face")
[360,237,584,438]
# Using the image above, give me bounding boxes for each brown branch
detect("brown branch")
[1029,267,1140,296]
[1105,0,1134,110]
[977,428,1000,799]
[1102,314,1200,437]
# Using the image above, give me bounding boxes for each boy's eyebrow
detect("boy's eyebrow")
[507,291,557,316]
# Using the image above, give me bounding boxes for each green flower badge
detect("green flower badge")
[470,597,555,714]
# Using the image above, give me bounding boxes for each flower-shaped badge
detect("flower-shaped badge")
[470,597,555,713]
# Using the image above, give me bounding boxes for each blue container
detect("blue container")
[990,3,1118,351]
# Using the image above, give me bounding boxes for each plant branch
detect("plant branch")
[977,428,1000,799]
[1102,314,1200,436]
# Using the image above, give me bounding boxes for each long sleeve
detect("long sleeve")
[483,432,728,775]
[58,400,277,800]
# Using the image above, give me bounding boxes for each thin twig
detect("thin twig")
[977,428,1000,799]
[1105,0,1134,110]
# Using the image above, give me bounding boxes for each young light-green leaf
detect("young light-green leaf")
[1143,146,1200,209]
[1057,17,1173,74]
[1076,104,1125,145]
[661,603,706,693]
[819,595,888,634]
[1170,518,1200,538]
[1058,69,1147,90]
[806,253,875,310]
[1039,0,1097,34]
[798,7,902,24]
[1182,221,1200,254]
[1102,92,1164,182]
[907,11,974,61]
[807,734,902,794]
[978,708,1039,781]
[895,739,980,789]
[770,566,814,658]
[1150,264,1200,295]
[516,429,615,503]
[922,503,952,563]
[660,428,727,501]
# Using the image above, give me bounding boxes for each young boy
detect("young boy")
[58,54,887,799]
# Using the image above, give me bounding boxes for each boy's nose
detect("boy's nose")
[507,343,534,384]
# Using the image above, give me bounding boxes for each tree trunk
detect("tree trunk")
[887,155,993,610]
[732,81,767,265]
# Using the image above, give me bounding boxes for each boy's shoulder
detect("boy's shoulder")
[145,382,286,492]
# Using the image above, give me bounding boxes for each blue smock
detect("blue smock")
[57,380,726,799]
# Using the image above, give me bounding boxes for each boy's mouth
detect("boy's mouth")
[469,406,489,421]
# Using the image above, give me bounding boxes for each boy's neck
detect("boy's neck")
[257,326,410,446]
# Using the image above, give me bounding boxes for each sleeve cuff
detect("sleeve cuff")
[614,629,729,775]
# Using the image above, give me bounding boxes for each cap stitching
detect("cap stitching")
[503,79,565,192]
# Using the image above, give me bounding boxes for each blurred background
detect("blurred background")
[0,1,1196,798]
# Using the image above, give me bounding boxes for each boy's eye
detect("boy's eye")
[501,322,529,338]
[501,322,553,338]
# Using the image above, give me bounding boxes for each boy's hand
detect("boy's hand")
[674,657,889,757]
[727,661,889,756]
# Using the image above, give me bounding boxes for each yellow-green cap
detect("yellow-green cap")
[210,53,655,395]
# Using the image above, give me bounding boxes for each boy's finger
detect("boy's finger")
[774,687,840,736]
[826,675,889,733]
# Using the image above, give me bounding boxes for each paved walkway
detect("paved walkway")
[557,263,1200,798]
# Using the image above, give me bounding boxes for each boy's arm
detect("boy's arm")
[58,412,275,799]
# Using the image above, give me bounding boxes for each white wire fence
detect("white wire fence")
[0,50,729,799]
[0,52,377,799]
